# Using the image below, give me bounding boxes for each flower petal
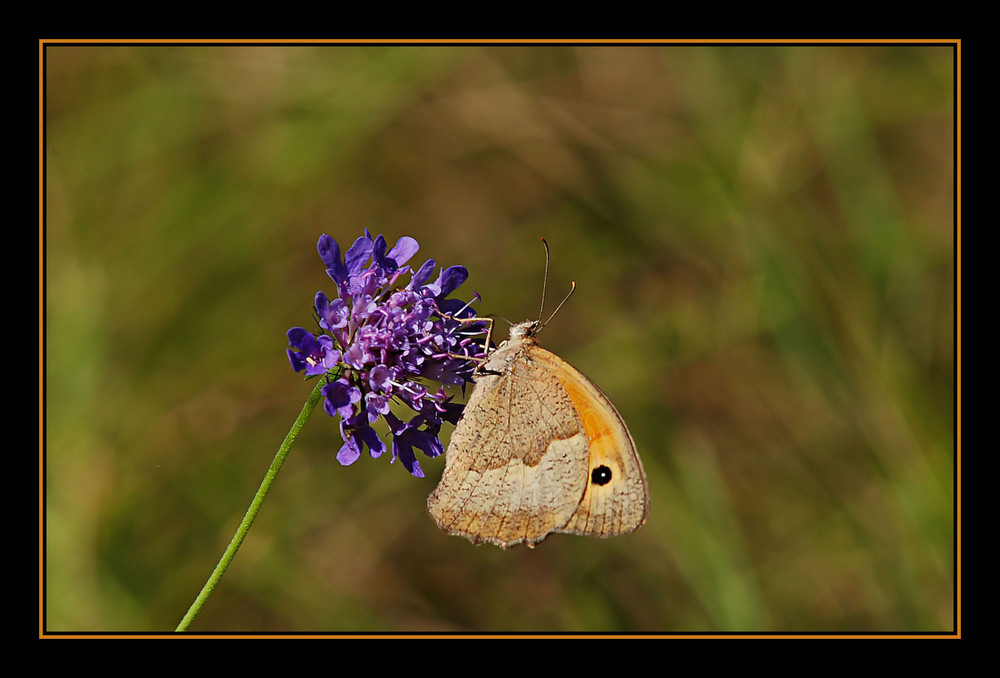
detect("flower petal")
[318,235,348,284]
[409,258,436,288]
[392,436,424,478]
[386,236,419,267]
[435,265,469,298]
[344,235,375,275]
[336,439,361,466]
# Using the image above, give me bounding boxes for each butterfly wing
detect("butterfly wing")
[427,339,590,549]
[532,349,650,538]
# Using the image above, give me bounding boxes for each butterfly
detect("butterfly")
[427,242,649,548]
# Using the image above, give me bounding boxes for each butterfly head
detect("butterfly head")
[510,319,542,340]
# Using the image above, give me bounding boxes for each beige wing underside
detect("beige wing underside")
[427,343,648,548]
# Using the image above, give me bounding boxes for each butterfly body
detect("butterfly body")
[427,321,649,549]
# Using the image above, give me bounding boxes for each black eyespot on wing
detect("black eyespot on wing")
[591,465,613,486]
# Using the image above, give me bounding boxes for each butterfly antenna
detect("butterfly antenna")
[537,237,550,322]
[539,281,576,331]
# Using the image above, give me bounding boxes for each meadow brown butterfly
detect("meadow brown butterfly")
[427,241,649,549]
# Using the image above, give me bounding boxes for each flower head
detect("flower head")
[287,231,488,477]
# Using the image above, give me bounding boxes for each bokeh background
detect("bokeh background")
[43,43,956,634]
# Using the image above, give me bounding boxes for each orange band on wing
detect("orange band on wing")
[531,347,630,469]
[553,372,614,447]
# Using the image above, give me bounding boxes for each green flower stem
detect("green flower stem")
[175,376,329,632]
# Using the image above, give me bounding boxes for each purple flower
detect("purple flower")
[384,401,455,478]
[286,231,488,477]
[286,328,341,377]
[322,377,361,418]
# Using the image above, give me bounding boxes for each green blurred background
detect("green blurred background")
[43,43,956,633]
